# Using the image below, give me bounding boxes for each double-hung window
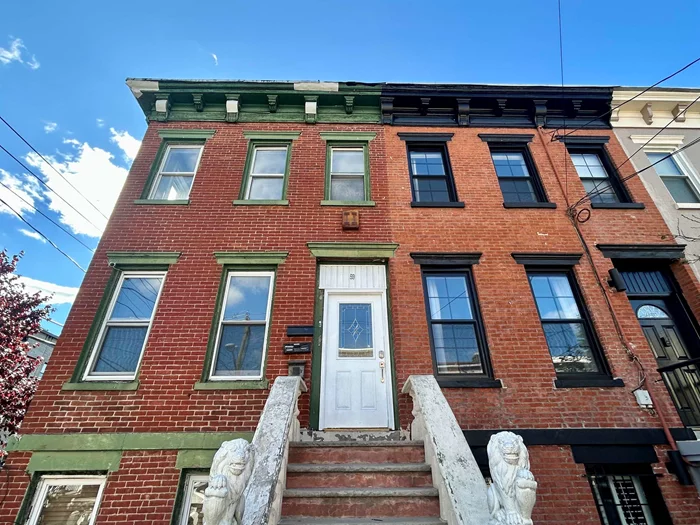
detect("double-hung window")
[647,152,700,204]
[150,145,203,200]
[527,271,602,375]
[328,147,367,201]
[244,145,289,200]
[83,272,165,381]
[408,147,458,203]
[178,473,208,525]
[570,152,625,204]
[210,271,274,380]
[25,476,106,525]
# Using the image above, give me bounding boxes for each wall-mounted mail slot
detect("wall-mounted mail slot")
[283,342,312,354]
[286,325,314,337]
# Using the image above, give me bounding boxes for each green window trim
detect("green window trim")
[238,133,299,202]
[323,140,372,203]
[199,260,281,385]
[134,199,190,206]
[175,451,216,469]
[27,451,122,473]
[307,242,399,259]
[141,130,215,200]
[69,253,179,384]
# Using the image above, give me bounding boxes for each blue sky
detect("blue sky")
[1,0,699,334]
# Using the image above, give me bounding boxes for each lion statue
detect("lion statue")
[203,439,255,525]
[487,431,537,525]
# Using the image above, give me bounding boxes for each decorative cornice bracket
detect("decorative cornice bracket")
[267,94,278,113]
[154,93,171,122]
[381,97,394,125]
[672,104,688,122]
[344,95,354,114]
[533,99,547,127]
[226,94,240,123]
[457,98,470,126]
[304,96,318,124]
[641,102,653,125]
[192,93,204,112]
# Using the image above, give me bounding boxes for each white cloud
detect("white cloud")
[96,118,105,128]
[17,275,79,305]
[44,122,57,133]
[0,169,41,217]
[0,38,39,69]
[109,128,141,162]
[18,228,46,243]
[25,141,127,237]
[211,53,218,66]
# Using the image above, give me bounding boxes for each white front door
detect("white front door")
[321,292,393,429]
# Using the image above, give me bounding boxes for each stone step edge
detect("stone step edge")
[290,441,424,448]
[287,462,432,473]
[279,519,445,524]
[283,487,440,498]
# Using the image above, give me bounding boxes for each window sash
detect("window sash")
[209,271,275,381]
[245,146,289,200]
[408,146,456,202]
[330,147,365,176]
[83,271,165,381]
[250,146,288,176]
[149,145,203,200]
[26,476,106,525]
[179,473,209,525]
[328,147,367,201]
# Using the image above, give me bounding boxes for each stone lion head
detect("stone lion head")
[211,439,254,478]
[488,431,529,470]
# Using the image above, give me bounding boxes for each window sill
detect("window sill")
[411,202,465,208]
[503,202,557,209]
[437,377,502,388]
[554,377,625,389]
[62,380,140,391]
[590,203,645,210]
[675,203,700,210]
[194,379,270,390]
[233,200,289,206]
[321,200,376,207]
[133,199,190,205]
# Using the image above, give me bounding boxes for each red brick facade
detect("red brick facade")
[3,86,700,524]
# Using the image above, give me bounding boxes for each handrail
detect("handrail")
[657,356,700,373]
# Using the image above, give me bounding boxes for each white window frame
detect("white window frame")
[148,144,204,200]
[329,146,367,201]
[209,270,275,381]
[83,271,166,381]
[645,146,700,209]
[178,473,209,525]
[26,475,106,525]
[245,145,289,200]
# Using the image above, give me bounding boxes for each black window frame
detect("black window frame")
[488,143,551,207]
[525,266,619,387]
[586,463,673,525]
[404,140,462,207]
[419,265,498,387]
[565,141,641,208]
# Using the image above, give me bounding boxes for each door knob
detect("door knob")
[379,361,385,383]
[660,336,671,348]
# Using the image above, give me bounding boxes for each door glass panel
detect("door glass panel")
[636,304,670,319]
[339,303,373,357]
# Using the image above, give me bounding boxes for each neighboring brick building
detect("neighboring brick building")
[3,80,700,525]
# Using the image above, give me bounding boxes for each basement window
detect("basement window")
[25,476,106,525]
[178,473,208,525]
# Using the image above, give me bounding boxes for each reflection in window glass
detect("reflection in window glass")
[180,474,208,525]
[330,148,366,201]
[492,152,540,203]
[571,152,620,204]
[246,146,288,200]
[409,148,455,203]
[151,146,202,200]
[27,477,105,525]
[647,152,700,204]
[636,304,670,320]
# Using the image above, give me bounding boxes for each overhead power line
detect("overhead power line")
[0,197,86,272]
[551,55,700,141]
[0,178,95,253]
[0,143,105,234]
[0,115,109,220]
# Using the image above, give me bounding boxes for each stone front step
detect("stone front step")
[281,488,441,518]
[288,441,425,465]
[279,519,446,525]
[286,463,433,489]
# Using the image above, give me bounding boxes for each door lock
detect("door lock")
[379,361,385,383]
[659,336,672,348]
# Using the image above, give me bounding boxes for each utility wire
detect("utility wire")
[550,56,700,141]
[0,179,95,253]
[0,143,105,234]
[557,0,568,200]
[0,197,86,272]
[0,115,109,220]
[572,136,700,208]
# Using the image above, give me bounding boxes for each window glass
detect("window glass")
[213,273,273,378]
[331,149,364,174]
[180,474,208,525]
[329,148,366,201]
[410,151,446,176]
[409,147,457,203]
[27,477,104,525]
[162,147,201,173]
[636,305,670,320]
[571,152,620,203]
[248,177,284,200]
[492,151,539,203]
[432,323,481,375]
[426,276,473,320]
[152,175,194,200]
[647,153,683,176]
[246,146,288,200]
[339,303,373,349]
[150,146,201,200]
[647,152,700,203]
[589,473,656,524]
[252,148,287,174]
[110,277,161,320]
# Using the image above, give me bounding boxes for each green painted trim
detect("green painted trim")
[233,199,289,206]
[193,379,269,390]
[62,380,139,391]
[213,252,288,266]
[158,130,216,140]
[7,432,254,453]
[106,251,181,267]
[69,269,121,383]
[324,142,372,202]
[134,199,190,205]
[27,451,122,473]
[176,450,216,469]
[307,242,399,259]
[309,266,324,430]
[15,474,39,525]
[384,259,400,430]
[320,200,376,207]
[243,131,301,140]
[320,132,376,142]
